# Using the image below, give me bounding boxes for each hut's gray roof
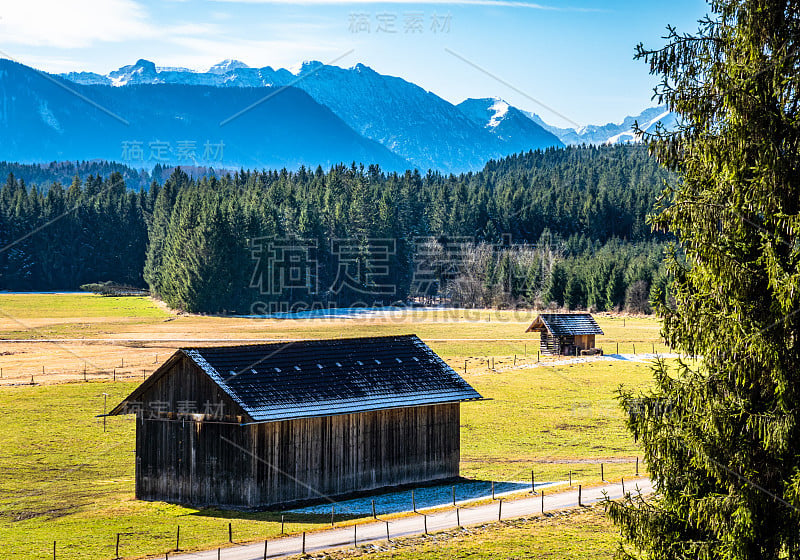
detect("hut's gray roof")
[114,335,482,423]
[526,313,603,336]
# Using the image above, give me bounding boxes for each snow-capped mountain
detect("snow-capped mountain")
[0,59,409,171]
[62,60,564,172]
[208,59,250,74]
[527,106,676,146]
[37,58,671,171]
[457,97,563,154]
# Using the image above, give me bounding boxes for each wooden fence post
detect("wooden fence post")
[53,540,56,560]
[386,521,391,542]
[578,485,582,507]
[636,457,639,476]
[263,540,268,559]
[115,533,120,559]
[331,505,335,526]
[412,489,416,512]
[353,524,357,547]
[372,499,376,519]
[176,526,181,551]
[622,477,625,494]
[492,481,495,500]
[302,532,306,554]
[228,522,232,543]
[452,485,456,506]
[281,514,285,534]
[569,470,572,486]
[601,463,604,481]
[541,490,544,513]
[531,470,535,493]
[456,507,460,527]
[498,499,503,521]
[423,514,428,534]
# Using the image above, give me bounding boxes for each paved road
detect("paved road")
[172,478,653,560]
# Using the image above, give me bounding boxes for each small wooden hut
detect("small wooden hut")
[526,313,604,356]
[108,335,482,509]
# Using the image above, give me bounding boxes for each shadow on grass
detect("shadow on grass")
[187,509,361,526]
[186,477,539,522]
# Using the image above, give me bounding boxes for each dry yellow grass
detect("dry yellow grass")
[0,295,666,387]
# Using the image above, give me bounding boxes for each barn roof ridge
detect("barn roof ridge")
[111,335,482,423]
[178,333,423,353]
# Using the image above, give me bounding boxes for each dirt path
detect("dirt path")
[171,478,653,560]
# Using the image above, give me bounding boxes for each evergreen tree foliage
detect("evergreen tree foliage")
[607,2,800,558]
[0,145,672,312]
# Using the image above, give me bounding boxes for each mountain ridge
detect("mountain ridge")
[0,58,410,171]
[60,59,565,172]
[1,58,673,172]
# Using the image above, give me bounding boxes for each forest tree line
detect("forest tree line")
[0,144,673,313]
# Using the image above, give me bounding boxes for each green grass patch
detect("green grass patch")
[0,357,653,559]
[460,359,653,482]
[0,382,337,559]
[0,294,168,320]
[307,506,618,560]
[0,296,660,558]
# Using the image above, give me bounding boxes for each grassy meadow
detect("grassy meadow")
[300,506,618,560]
[0,294,664,558]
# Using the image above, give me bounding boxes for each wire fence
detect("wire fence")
[42,458,645,560]
[0,337,688,386]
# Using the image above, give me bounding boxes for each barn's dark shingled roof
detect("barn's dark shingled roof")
[526,313,604,336]
[115,335,482,423]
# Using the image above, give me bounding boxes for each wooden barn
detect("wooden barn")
[526,313,604,356]
[109,335,482,509]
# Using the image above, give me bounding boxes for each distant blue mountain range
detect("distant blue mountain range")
[0,58,674,173]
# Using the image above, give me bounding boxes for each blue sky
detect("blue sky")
[1,0,709,127]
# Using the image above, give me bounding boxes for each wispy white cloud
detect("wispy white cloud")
[0,2,227,50]
[210,0,594,10]
[0,0,154,49]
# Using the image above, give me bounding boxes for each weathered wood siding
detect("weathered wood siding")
[134,358,461,509]
[573,334,596,350]
[540,332,560,355]
[540,333,598,355]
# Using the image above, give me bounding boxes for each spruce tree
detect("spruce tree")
[607,2,800,558]
[143,170,182,296]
